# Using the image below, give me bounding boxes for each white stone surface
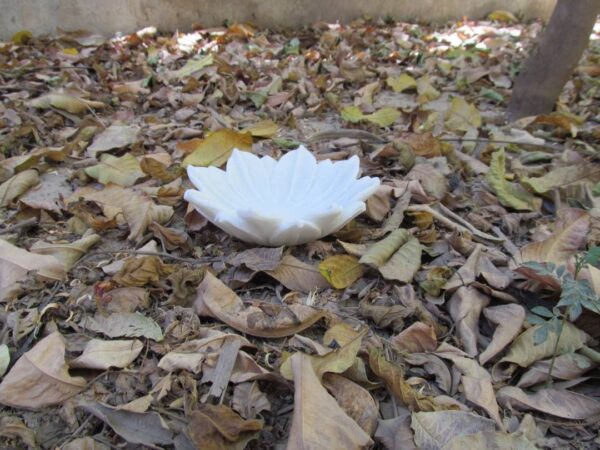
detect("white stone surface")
[184,147,380,246]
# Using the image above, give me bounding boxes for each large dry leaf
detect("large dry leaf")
[390,322,437,354]
[517,353,596,388]
[194,272,326,337]
[86,124,140,157]
[181,129,253,168]
[232,382,272,419]
[522,163,600,194]
[517,207,590,265]
[69,184,173,242]
[486,149,540,211]
[435,346,503,427]
[81,312,164,341]
[497,322,590,370]
[158,330,252,373]
[287,353,373,450]
[18,171,73,213]
[169,53,214,80]
[322,373,379,436]
[266,255,330,293]
[368,348,450,412]
[444,96,482,132]
[30,234,100,271]
[85,153,145,186]
[0,332,86,409]
[71,339,143,370]
[0,238,66,301]
[374,409,417,450]
[411,411,496,450]
[479,304,526,365]
[0,169,39,206]
[404,353,452,394]
[27,92,105,114]
[496,386,600,420]
[280,328,366,380]
[447,286,489,357]
[359,229,422,282]
[187,403,263,450]
[113,256,176,287]
[444,430,536,450]
[318,255,365,289]
[80,402,174,447]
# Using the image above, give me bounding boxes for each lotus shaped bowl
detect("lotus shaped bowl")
[184,146,380,246]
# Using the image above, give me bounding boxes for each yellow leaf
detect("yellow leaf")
[364,107,401,127]
[11,30,33,44]
[416,75,441,103]
[30,234,101,271]
[445,97,482,132]
[340,105,364,123]
[28,93,105,114]
[487,10,518,23]
[62,48,79,55]
[386,73,417,92]
[360,229,422,283]
[319,255,364,289]
[85,153,144,186]
[368,348,454,412]
[486,149,540,211]
[242,120,280,138]
[181,129,253,168]
[169,54,214,80]
[0,169,39,206]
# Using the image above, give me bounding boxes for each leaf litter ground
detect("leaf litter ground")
[1,15,600,450]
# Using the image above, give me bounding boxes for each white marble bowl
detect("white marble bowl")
[184,146,380,246]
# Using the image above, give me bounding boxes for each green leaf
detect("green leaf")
[526,314,546,326]
[533,324,549,345]
[84,153,144,186]
[386,74,417,93]
[363,107,400,127]
[486,149,540,211]
[531,306,554,318]
[445,97,482,132]
[480,88,504,103]
[272,137,302,149]
[169,54,214,80]
[318,255,365,289]
[585,247,600,266]
[340,106,364,123]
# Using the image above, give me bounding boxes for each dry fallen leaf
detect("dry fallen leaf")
[0,332,86,409]
[359,229,422,282]
[85,153,145,186]
[318,254,365,289]
[187,403,263,450]
[195,272,326,337]
[181,129,253,168]
[70,339,143,370]
[496,386,600,419]
[0,238,66,301]
[86,124,140,157]
[0,169,39,206]
[287,352,373,450]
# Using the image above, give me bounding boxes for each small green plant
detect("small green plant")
[523,248,600,385]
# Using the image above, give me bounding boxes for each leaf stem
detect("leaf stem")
[545,318,565,387]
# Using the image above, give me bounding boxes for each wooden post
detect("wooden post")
[506,0,600,122]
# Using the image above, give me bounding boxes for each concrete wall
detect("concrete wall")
[1,0,557,39]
